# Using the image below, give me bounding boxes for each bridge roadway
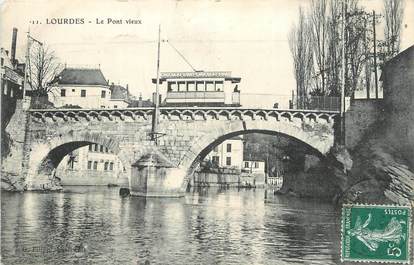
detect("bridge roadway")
[3,105,340,197]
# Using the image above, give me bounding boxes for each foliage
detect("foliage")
[289,0,405,98]
[27,43,62,98]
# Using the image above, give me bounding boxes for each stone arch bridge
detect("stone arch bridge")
[2,105,339,196]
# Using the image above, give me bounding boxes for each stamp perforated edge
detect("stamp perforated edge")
[340,203,412,264]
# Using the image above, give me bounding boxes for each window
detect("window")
[226,143,232,152]
[109,162,114,171]
[205,81,214,91]
[72,89,75,92]
[10,88,13,98]
[60,89,66,97]
[81,89,86,97]
[105,147,108,153]
[89,144,93,151]
[254,162,259,168]
[114,105,118,109]
[178,81,186,92]
[101,90,106,98]
[226,157,231,166]
[104,162,109,171]
[93,161,98,170]
[212,156,219,165]
[244,162,249,168]
[100,145,104,152]
[87,161,92,169]
[213,146,218,152]
[168,82,178,92]
[187,81,196,91]
[215,81,223,91]
[196,81,204,91]
[0,58,4,66]
[94,144,98,152]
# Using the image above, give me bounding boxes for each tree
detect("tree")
[289,7,313,108]
[309,0,329,96]
[325,0,342,96]
[289,0,384,99]
[27,43,62,98]
[382,0,405,60]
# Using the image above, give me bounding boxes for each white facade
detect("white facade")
[108,99,129,109]
[50,85,112,108]
[242,160,266,174]
[57,144,126,185]
[205,138,244,169]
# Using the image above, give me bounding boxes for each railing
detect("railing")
[291,96,340,111]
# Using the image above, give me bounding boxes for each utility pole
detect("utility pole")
[340,0,347,145]
[23,29,43,99]
[364,17,370,99]
[151,25,161,143]
[23,30,30,98]
[372,10,379,99]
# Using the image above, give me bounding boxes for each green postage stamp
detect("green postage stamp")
[341,204,412,263]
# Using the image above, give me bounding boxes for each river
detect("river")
[1,186,343,265]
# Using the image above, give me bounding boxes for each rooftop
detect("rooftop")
[110,84,130,100]
[51,68,108,86]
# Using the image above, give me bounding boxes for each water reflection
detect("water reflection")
[2,187,342,264]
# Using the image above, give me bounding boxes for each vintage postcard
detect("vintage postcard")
[1,0,413,264]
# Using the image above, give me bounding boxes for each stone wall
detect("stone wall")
[58,169,128,186]
[1,99,30,190]
[344,99,384,149]
[382,46,414,168]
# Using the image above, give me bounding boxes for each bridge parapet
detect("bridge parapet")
[28,107,339,123]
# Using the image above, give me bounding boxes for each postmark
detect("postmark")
[341,204,412,263]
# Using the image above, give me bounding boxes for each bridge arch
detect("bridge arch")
[25,131,130,189]
[179,124,333,190]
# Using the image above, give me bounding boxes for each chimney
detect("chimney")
[138,93,143,107]
[11,28,18,66]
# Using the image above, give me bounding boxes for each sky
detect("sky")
[1,0,413,108]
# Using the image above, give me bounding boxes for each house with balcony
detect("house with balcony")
[152,71,241,107]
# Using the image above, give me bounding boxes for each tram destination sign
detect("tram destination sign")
[160,71,232,79]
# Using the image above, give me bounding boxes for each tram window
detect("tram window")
[196,81,204,91]
[104,162,109,171]
[215,81,223,91]
[187,81,196,91]
[93,161,98,170]
[109,162,114,171]
[178,81,186,92]
[87,161,92,169]
[168,82,178,92]
[206,81,214,91]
